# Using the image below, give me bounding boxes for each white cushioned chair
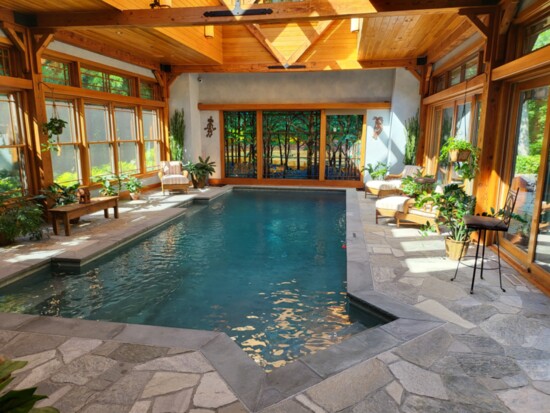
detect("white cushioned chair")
[159,161,190,195]
[365,165,423,198]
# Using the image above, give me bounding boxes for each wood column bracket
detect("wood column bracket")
[245,24,287,66]
[33,32,55,57]
[464,14,490,38]
[499,0,519,35]
[1,23,30,73]
[461,11,498,63]
[405,66,422,82]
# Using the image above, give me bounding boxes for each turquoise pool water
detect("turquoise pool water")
[0,189,385,370]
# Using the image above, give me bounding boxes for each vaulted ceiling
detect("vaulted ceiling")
[0,0,497,73]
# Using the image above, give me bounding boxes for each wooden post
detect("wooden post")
[319,110,326,182]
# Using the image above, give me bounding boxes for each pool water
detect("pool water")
[0,189,385,370]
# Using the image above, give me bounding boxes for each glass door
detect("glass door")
[504,81,550,273]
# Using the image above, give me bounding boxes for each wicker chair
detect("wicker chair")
[158,161,190,195]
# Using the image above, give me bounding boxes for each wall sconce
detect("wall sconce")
[350,18,360,33]
[204,25,215,39]
[150,0,172,9]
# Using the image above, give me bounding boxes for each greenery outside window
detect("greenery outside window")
[0,93,27,197]
[46,99,81,184]
[85,103,114,179]
[432,54,480,93]
[523,15,550,54]
[81,67,131,96]
[41,59,71,86]
[325,114,363,181]
[0,48,11,77]
[224,111,257,178]
[114,107,139,174]
[142,109,161,171]
[140,81,156,100]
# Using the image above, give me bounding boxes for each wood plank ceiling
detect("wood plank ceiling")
[0,0,493,72]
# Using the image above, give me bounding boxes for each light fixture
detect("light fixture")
[350,18,360,33]
[150,0,172,9]
[204,25,214,39]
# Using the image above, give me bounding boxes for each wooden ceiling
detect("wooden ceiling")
[0,0,496,73]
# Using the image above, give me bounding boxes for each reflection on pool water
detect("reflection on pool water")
[0,189,386,371]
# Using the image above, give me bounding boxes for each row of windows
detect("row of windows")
[41,58,159,100]
[0,94,27,196]
[432,54,482,94]
[45,99,163,185]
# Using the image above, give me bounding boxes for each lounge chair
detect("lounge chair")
[158,161,190,194]
[365,165,423,198]
[395,198,440,233]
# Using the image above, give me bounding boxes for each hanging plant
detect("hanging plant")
[41,117,67,153]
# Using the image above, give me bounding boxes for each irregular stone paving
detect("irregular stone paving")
[1,190,549,412]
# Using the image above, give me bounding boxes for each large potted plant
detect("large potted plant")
[418,183,476,260]
[186,156,216,189]
[0,195,44,246]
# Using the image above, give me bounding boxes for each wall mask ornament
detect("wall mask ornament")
[372,116,383,140]
[204,116,217,138]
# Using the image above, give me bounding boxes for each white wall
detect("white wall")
[169,69,420,180]
[388,69,421,173]
[47,41,156,80]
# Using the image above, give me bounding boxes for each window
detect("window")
[140,81,157,100]
[41,59,71,86]
[142,109,161,171]
[325,114,363,181]
[431,54,481,93]
[85,103,114,179]
[114,107,139,174]
[0,93,27,197]
[224,111,257,178]
[0,48,11,77]
[262,111,320,180]
[524,15,550,54]
[46,99,81,184]
[81,67,132,96]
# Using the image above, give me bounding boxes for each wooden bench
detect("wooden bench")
[49,196,119,236]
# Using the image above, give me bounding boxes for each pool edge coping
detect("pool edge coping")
[0,186,447,412]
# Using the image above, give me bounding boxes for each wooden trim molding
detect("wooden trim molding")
[0,75,32,90]
[198,102,391,111]
[422,74,484,105]
[492,46,550,81]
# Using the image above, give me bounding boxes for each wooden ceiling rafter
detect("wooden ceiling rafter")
[34,0,499,29]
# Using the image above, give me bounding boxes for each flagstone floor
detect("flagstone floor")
[1,189,549,412]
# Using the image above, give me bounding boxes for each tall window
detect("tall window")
[142,109,161,171]
[262,111,320,180]
[325,114,363,181]
[85,103,114,179]
[0,94,27,197]
[114,107,139,174]
[224,111,257,178]
[46,99,81,184]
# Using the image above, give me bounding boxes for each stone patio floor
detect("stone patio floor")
[1,188,549,412]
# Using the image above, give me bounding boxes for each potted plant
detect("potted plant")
[125,176,143,200]
[417,183,476,260]
[41,117,67,153]
[401,171,436,198]
[362,161,388,180]
[0,195,44,246]
[94,174,127,196]
[186,156,216,189]
[41,182,79,207]
[439,137,479,181]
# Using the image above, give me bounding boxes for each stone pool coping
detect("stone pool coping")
[0,186,446,412]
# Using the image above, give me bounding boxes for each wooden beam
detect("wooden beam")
[35,1,499,29]
[53,30,160,71]
[286,20,334,66]
[0,74,32,90]
[245,24,286,65]
[513,0,549,24]
[464,14,489,38]
[172,58,416,73]
[499,0,519,35]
